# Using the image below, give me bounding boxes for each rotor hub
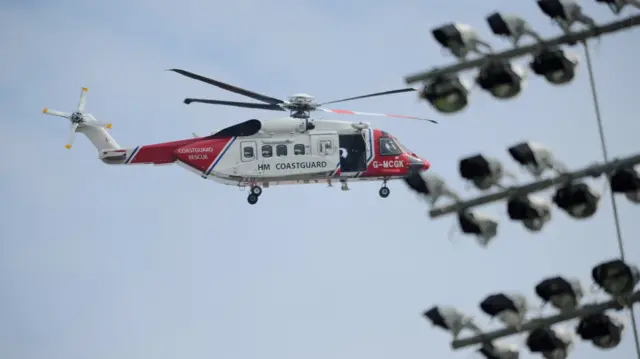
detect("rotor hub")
[70,112,84,124]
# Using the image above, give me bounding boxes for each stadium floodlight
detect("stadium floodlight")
[478,342,520,359]
[530,47,580,85]
[457,211,498,247]
[479,293,529,329]
[432,23,494,60]
[552,182,600,219]
[476,60,527,100]
[420,74,471,114]
[403,171,461,207]
[537,0,597,34]
[526,327,574,359]
[595,0,640,14]
[486,12,544,46]
[459,154,516,190]
[535,276,584,311]
[423,306,482,339]
[507,195,552,232]
[576,312,624,349]
[508,141,566,178]
[609,166,640,203]
[592,259,640,298]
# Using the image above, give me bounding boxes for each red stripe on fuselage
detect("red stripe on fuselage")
[130,138,201,164]
[174,137,232,172]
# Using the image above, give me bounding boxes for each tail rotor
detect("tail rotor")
[42,87,112,149]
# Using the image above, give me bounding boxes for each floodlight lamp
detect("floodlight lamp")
[457,211,498,247]
[526,327,574,359]
[507,195,552,232]
[535,276,583,311]
[432,23,493,60]
[478,342,520,359]
[592,259,640,297]
[508,141,562,177]
[530,48,579,85]
[486,12,543,46]
[421,74,470,114]
[459,154,508,190]
[479,293,528,328]
[610,167,640,203]
[403,171,460,207]
[423,306,481,339]
[476,60,526,99]
[576,313,624,349]
[595,0,640,15]
[552,182,599,218]
[537,0,597,34]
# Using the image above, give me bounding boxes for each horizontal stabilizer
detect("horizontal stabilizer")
[207,119,262,139]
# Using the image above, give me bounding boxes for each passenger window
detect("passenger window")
[276,144,288,157]
[379,137,402,156]
[262,145,273,158]
[319,140,333,154]
[294,144,305,155]
[243,146,255,159]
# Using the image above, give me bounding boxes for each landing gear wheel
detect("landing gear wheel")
[250,186,262,196]
[379,186,390,198]
[247,194,259,205]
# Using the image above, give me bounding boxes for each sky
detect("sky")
[0,0,639,359]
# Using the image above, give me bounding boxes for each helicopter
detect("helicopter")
[42,69,434,205]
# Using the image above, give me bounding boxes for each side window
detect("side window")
[261,145,273,158]
[294,144,305,155]
[243,146,255,159]
[276,144,288,157]
[379,137,402,156]
[241,141,256,161]
[319,140,333,155]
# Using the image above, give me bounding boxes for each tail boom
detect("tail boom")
[100,138,201,165]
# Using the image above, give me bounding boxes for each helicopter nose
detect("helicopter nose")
[407,156,430,172]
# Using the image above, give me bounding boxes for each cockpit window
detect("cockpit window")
[379,137,402,156]
[394,138,411,154]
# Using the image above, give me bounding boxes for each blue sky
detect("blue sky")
[1,1,639,359]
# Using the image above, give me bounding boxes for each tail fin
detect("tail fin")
[42,87,121,151]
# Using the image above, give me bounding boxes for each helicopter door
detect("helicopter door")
[338,134,367,173]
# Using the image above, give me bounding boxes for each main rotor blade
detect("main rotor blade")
[169,69,284,105]
[318,108,436,124]
[183,98,286,111]
[320,88,419,105]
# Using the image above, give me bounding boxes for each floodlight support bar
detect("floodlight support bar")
[451,290,640,350]
[405,15,640,85]
[429,152,640,218]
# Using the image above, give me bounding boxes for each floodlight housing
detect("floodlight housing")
[479,293,528,328]
[478,342,520,359]
[507,195,552,231]
[432,23,493,60]
[476,60,526,99]
[592,259,640,297]
[595,0,640,15]
[610,167,640,203]
[552,182,599,218]
[530,48,579,85]
[403,171,460,207]
[423,306,481,339]
[421,74,470,114]
[537,0,597,34]
[459,154,507,190]
[486,12,543,46]
[526,327,573,359]
[576,313,624,349]
[535,276,583,311]
[457,211,498,247]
